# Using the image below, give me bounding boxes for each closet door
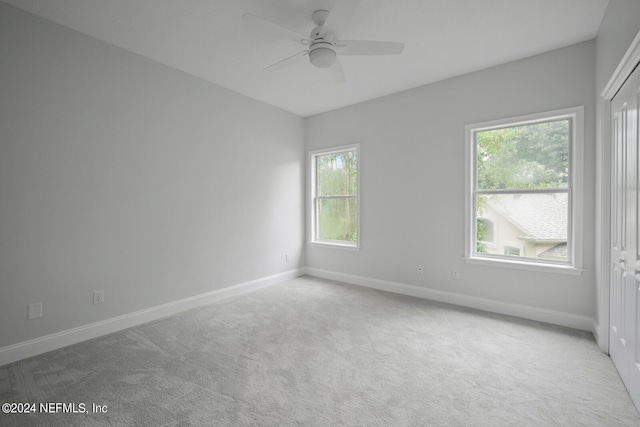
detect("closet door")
[610,64,640,408]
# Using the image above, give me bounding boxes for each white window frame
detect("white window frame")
[464,107,584,275]
[308,143,361,250]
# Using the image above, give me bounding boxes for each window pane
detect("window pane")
[476,193,568,262]
[476,120,569,190]
[317,197,357,242]
[317,150,357,196]
[477,218,494,243]
[503,246,521,256]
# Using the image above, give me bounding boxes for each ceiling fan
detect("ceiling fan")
[242,0,404,82]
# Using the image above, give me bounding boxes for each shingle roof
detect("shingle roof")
[485,193,567,241]
[539,242,568,259]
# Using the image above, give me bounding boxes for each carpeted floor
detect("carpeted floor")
[1,276,639,426]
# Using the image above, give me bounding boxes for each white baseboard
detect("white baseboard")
[1,267,598,367]
[592,320,608,353]
[305,268,595,332]
[0,269,304,367]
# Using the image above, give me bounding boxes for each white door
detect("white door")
[610,63,640,408]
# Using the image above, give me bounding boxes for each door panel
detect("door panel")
[611,103,629,384]
[610,63,640,409]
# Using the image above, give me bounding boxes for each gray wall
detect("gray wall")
[4,0,628,352]
[305,41,596,318]
[596,0,640,93]
[0,4,305,348]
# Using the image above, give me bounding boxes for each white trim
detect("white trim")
[466,107,582,131]
[464,120,474,259]
[596,98,612,354]
[592,320,601,348]
[305,267,594,331]
[0,269,304,367]
[464,256,584,276]
[572,106,585,269]
[601,30,640,100]
[464,106,584,272]
[308,144,360,157]
[307,241,360,251]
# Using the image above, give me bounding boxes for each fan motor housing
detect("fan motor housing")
[309,42,336,68]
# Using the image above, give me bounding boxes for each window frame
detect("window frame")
[308,143,361,250]
[464,107,584,275]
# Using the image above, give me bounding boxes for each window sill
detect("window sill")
[464,256,584,276]
[308,241,360,251]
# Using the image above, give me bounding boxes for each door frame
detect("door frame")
[599,30,640,354]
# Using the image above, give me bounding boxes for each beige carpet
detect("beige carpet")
[1,276,639,426]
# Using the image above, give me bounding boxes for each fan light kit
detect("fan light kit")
[309,43,336,68]
[242,0,404,82]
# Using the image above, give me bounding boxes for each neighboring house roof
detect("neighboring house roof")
[539,242,568,259]
[484,193,567,241]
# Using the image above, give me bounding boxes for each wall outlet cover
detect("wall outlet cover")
[28,302,43,320]
[93,290,104,305]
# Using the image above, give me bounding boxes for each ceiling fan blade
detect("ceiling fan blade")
[320,0,361,40]
[264,50,308,72]
[243,13,312,45]
[328,58,346,84]
[337,40,405,55]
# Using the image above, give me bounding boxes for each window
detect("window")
[477,218,495,247]
[464,107,583,273]
[309,144,360,249]
[503,246,521,257]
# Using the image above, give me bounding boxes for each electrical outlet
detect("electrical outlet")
[452,270,460,280]
[93,290,104,305]
[28,302,42,320]
[417,265,424,274]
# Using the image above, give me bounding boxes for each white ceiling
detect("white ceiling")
[3,0,609,117]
